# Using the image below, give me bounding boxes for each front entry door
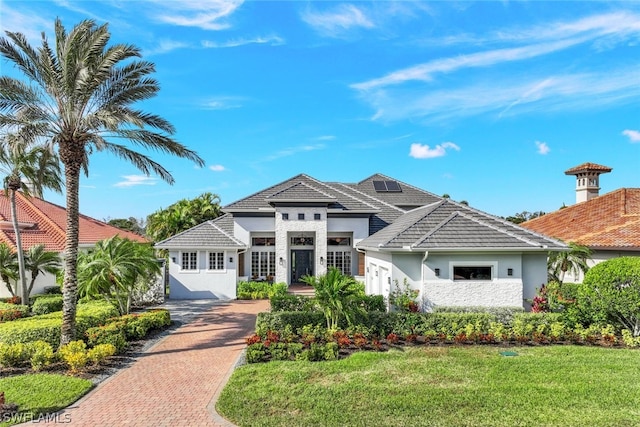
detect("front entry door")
[291,250,313,283]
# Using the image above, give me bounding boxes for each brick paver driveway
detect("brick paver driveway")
[56,299,269,427]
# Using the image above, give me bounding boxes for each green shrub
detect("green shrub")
[354,295,386,312]
[0,300,118,347]
[433,306,524,325]
[87,343,116,365]
[31,295,64,315]
[270,294,316,312]
[59,340,89,373]
[511,313,563,340]
[238,281,288,300]
[85,323,128,353]
[0,342,30,367]
[29,340,56,371]
[0,301,29,321]
[246,343,267,363]
[575,257,640,336]
[256,311,325,336]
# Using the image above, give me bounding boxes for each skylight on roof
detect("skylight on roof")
[372,180,402,193]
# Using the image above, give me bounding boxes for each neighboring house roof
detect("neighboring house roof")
[155,214,246,250]
[357,199,565,252]
[0,191,147,252]
[521,188,640,250]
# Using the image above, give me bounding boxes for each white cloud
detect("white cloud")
[202,96,245,110]
[314,135,336,141]
[114,175,157,188]
[622,129,640,143]
[535,141,551,155]
[409,142,460,159]
[202,35,284,48]
[145,39,191,56]
[0,4,53,42]
[301,4,374,38]
[209,164,225,172]
[151,0,243,30]
[264,144,326,162]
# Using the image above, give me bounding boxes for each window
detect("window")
[282,213,289,220]
[453,266,492,280]
[251,251,276,278]
[291,236,314,246]
[181,252,197,270]
[327,251,351,276]
[252,237,275,246]
[208,252,224,270]
[314,213,321,220]
[298,213,305,220]
[327,237,351,246]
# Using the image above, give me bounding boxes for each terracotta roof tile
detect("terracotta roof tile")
[0,191,147,252]
[564,163,613,175]
[521,188,640,249]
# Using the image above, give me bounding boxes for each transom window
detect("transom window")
[252,237,275,246]
[453,266,492,280]
[298,213,305,220]
[327,237,351,246]
[291,236,314,246]
[181,252,197,270]
[208,252,224,270]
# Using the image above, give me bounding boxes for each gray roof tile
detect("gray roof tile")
[154,214,245,249]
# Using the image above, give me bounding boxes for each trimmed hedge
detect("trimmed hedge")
[433,306,524,325]
[0,302,29,322]
[0,300,118,347]
[31,295,64,315]
[270,295,316,312]
[237,281,288,300]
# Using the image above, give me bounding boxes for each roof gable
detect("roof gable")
[358,199,565,251]
[521,188,640,249]
[266,182,336,203]
[155,214,245,249]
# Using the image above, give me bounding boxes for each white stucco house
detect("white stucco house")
[155,173,566,309]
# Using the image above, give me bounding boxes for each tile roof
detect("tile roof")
[521,188,640,249]
[223,174,378,212]
[564,163,613,175]
[265,182,336,203]
[357,199,565,251]
[154,214,246,249]
[0,191,147,252]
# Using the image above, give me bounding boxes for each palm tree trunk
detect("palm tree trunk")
[10,190,29,306]
[61,164,81,346]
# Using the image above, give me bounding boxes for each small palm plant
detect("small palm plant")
[302,267,363,330]
[548,242,592,284]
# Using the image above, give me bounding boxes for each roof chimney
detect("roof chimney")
[564,163,612,204]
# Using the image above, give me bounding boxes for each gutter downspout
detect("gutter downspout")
[420,251,429,311]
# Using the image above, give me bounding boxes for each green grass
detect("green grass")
[217,346,640,426]
[0,373,93,426]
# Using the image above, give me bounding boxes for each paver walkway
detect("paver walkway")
[57,299,269,427]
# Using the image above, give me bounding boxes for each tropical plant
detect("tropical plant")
[0,19,203,344]
[146,192,221,242]
[106,217,145,235]
[548,242,592,283]
[78,236,161,315]
[0,137,62,306]
[302,267,363,329]
[24,244,61,297]
[0,242,17,296]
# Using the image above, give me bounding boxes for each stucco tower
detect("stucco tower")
[564,162,612,204]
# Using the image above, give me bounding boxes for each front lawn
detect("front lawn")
[217,345,640,427]
[0,373,93,426]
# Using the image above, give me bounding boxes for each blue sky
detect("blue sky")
[1,1,639,222]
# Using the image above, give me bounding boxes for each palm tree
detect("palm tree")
[548,242,592,284]
[0,136,62,306]
[146,192,221,242]
[302,267,363,329]
[24,244,61,297]
[0,242,18,297]
[78,236,161,315]
[0,19,203,345]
